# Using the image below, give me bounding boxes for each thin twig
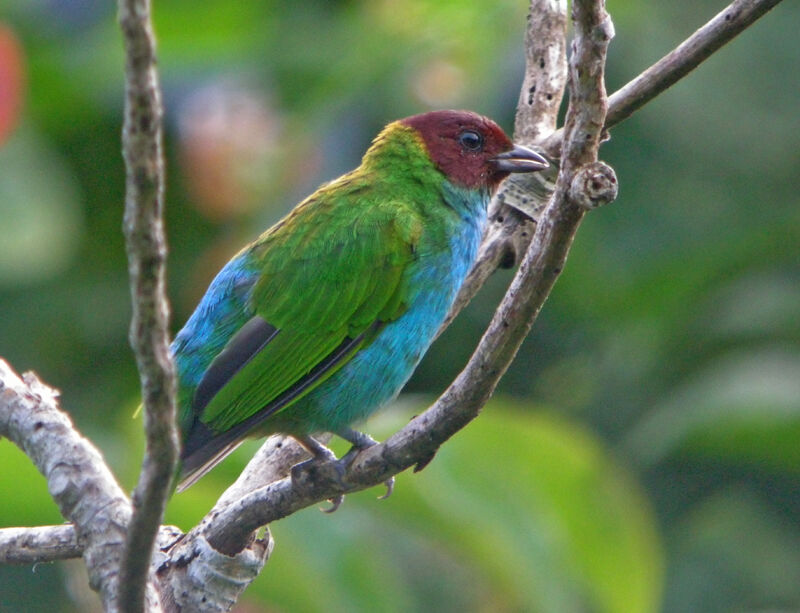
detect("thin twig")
[606,0,783,129]
[543,0,785,153]
[449,0,784,330]
[117,0,177,609]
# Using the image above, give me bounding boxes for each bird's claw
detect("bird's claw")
[337,430,395,501]
[295,431,395,512]
[292,458,346,514]
[378,476,395,500]
[291,437,347,515]
[322,494,345,513]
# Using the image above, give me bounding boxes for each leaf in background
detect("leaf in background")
[625,348,800,472]
[664,488,800,613]
[0,440,63,525]
[0,127,83,285]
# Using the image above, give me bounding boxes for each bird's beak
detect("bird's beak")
[491,145,549,173]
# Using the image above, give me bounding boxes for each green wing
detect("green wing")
[197,183,423,436]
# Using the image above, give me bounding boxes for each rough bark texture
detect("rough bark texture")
[118,0,179,609]
[0,525,81,564]
[0,361,131,610]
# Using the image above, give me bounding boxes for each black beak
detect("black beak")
[491,144,549,173]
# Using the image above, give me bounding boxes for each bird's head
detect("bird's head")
[400,110,549,192]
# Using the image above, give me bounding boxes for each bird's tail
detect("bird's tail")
[175,438,244,492]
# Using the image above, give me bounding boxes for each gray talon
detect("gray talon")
[322,495,344,513]
[378,476,395,500]
[291,435,347,513]
[294,431,393,512]
[337,428,396,501]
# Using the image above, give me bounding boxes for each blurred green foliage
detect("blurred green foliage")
[0,0,798,611]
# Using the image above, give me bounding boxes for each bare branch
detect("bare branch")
[515,0,570,143]
[606,0,783,129]
[441,0,567,332]
[543,0,785,152]
[117,0,177,608]
[0,525,81,564]
[450,0,784,331]
[0,360,131,610]
[562,0,613,167]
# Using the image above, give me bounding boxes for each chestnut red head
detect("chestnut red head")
[401,110,548,191]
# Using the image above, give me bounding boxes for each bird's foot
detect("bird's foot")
[337,428,395,501]
[378,476,395,500]
[292,436,346,512]
[322,494,345,514]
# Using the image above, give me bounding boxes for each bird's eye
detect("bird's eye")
[458,130,484,152]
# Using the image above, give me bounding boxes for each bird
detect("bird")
[172,110,549,494]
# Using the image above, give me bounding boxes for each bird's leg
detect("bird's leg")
[296,434,339,463]
[293,435,345,513]
[336,428,395,500]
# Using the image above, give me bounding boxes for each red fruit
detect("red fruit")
[0,23,25,145]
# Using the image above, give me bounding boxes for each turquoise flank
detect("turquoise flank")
[171,254,258,427]
[171,180,488,443]
[265,180,489,436]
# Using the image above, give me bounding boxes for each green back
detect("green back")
[199,123,448,433]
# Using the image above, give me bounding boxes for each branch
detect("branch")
[0,360,131,610]
[156,528,271,613]
[441,0,567,332]
[0,354,275,612]
[606,0,783,129]
[118,0,177,608]
[543,0,785,153]
[515,0,570,143]
[448,0,784,331]
[0,525,81,564]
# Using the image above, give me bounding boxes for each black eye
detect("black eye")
[458,130,484,152]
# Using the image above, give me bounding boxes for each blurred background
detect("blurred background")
[0,0,798,611]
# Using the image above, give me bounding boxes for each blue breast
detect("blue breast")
[278,181,489,434]
[173,181,489,438]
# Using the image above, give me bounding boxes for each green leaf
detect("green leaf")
[665,489,800,612]
[625,348,800,472]
[0,128,83,285]
[0,440,63,526]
